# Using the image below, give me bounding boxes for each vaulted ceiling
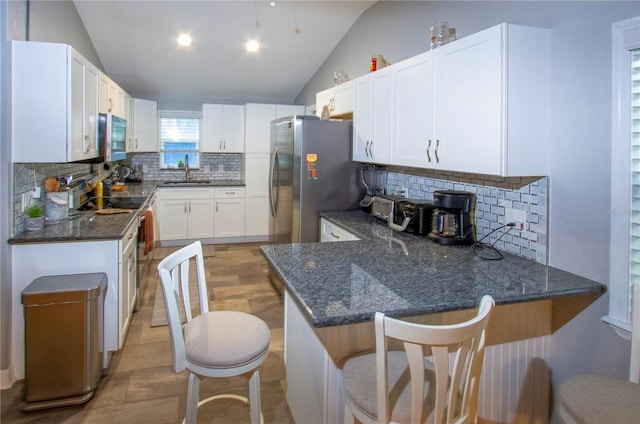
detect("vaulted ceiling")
[73,1,375,105]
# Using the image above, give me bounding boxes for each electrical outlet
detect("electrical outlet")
[505,207,526,230]
[218,164,224,172]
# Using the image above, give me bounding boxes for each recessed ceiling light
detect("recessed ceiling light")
[246,39,260,52]
[177,33,192,47]
[270,1,276,6]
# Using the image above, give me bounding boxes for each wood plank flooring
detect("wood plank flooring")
[1,243,294,424]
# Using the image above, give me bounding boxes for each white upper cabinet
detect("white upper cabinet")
[432,23,550,176]
[316,81,354,118]
[202,104,245,153]
[12,41,100,162]
[352,68,392,164]
[245,103,305,154]
[99,72,126,118]
[131,98,158,152]
[391,52,436,168]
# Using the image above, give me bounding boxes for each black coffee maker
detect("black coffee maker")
[428,190,476,245]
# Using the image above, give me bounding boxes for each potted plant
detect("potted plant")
[178,159,184,168]
[25,204,45,231]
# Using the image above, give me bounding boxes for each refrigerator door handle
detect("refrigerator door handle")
[269,148,279,217]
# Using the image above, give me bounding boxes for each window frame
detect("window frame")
[158,110,202,170]
[606,16,640,337]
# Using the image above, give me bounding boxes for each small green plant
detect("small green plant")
[178,159,184,167]
[25,204,44,218]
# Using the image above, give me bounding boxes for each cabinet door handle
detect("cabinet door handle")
[216,202,219,212]
[189,202,192,213]
[330,231,341,240]
[135,138,139,150]
[223,140,226,150]
[369,140,374,158]
[426,140,432,163]
[184,202,187,213]
[435,139,440,163]
[83,135,91,153]
[108,98,113,112]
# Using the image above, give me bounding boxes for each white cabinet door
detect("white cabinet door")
[214,188,245,237]
[245,103,276,154]
[187,198,215,239]
[316,81,354,118]
[245,154,270,236]
[434,25,503,175]
[158,188,215,240]
[99,72,126,117]
[119,221,137,347]
[158,199,189,239]
[202,104,245,153]
[276,104,305,119]
[370,68,392,164]
[320,218,360,242]
[391,52,436,168]
[69,50,99,161]
[352,75,371,162]
[352,70,392,165]
[132,98,158,152]
[11,41,100,162]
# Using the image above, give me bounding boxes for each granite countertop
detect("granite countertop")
[260,209,607,328]
[9,179,247,244]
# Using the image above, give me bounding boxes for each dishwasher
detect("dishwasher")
[21,273,107,411]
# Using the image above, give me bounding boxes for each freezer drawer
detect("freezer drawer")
[21,272,107,411]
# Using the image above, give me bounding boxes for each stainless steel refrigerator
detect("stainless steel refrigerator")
[269,115,362,244]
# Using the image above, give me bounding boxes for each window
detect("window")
[607,16,640,336]
[159,110,201,169]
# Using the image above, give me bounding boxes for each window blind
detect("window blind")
[631,49,640,297]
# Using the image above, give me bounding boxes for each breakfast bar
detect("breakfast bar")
[260,209,607,423]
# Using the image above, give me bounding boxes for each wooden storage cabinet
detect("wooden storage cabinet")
[12,41,100,162]
[131,98,158,152]
[202,104,245,153]
[157,188,215,240]
[214,188,245,237]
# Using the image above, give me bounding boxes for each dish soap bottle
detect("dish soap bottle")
[95,180,103,209]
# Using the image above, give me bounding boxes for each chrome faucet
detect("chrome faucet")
[184,154,191,180]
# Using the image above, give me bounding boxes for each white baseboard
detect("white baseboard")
[1,365,16,390]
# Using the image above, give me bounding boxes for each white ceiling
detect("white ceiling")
[73,1,375,105]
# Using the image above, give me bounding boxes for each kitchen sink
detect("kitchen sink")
[162,180,211,185]
[104,197,147,210]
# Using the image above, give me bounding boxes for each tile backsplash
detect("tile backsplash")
[12,153,243,234]
[385,166,548,264]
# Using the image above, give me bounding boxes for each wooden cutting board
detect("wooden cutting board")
[95,209,133,215]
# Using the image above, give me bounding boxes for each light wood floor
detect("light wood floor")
[1,243,294,423]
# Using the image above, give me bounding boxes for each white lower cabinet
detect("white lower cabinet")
[120,220,138,345]
[11,219,140,378]
[320,218,360,242]
[214,188,245,237]
[158,188,215,240]
[284,292,344,424]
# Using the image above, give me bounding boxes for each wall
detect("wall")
[295,0,639,417]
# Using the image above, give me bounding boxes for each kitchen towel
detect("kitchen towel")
[141,209,154,256]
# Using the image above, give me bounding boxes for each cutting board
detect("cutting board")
[95,209,133,215]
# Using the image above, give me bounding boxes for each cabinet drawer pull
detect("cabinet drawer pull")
[435,139,440,163]
[330,231,341,240]
[426,140,432,162]
[216,202,219,212]
[184,203,187,213]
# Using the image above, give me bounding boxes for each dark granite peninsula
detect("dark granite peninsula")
[260,209,606,424]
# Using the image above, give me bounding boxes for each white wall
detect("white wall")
[295,0,639,416]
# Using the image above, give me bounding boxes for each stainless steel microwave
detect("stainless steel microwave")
[97,114,127,162]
